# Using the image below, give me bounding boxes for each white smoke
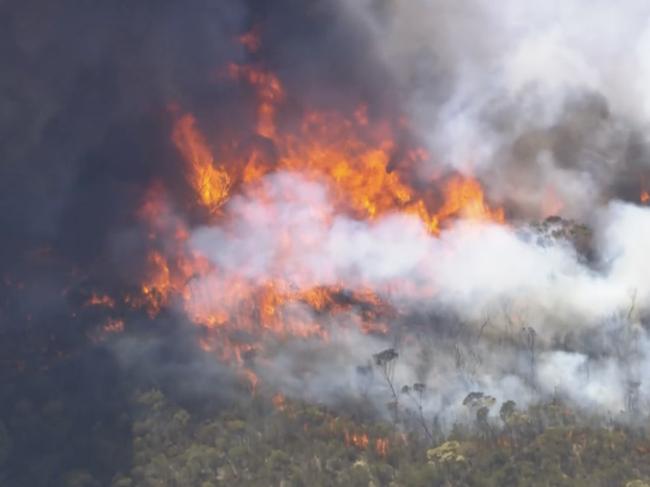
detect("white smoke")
[142,1,650,427]
[348,0,650,219]
[186,171,650,421]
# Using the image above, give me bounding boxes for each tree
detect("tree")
[520,326,537,386]
[373,348,400,425]
[499,400,530,448]
[463,392,496,440]
[402,383,435,443]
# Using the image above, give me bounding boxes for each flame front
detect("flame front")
[437,176,505,224]
[172,114,232,214]
[129,36,506,390]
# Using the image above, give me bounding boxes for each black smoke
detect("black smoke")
[0,1,401,484]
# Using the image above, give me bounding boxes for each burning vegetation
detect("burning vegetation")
[122,47,507,381]
[3,1,650,486]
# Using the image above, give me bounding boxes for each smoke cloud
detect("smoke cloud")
[3,0,650,452]
[350,0,650,218]
[185,170,650,421]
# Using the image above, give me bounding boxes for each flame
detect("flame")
[228,63,284,139]
[345,430,370,450]
[641,191,649,204]
[103,318,125,334]
[279,118,416,221]
[171,78,502,236]
[128,247,208,319]
[172,114,231,214]
[237,26,261,53]
[85,293,115,308]
[272,393,286,411]
[88,318,125,343]
[139,251,172,317]
[375,438,389,457]
[172,57,504,237]
[126,186,214,318]
[139,45,506,391]
[343,429,389,456]
[198,337,213,352]
[436,176,505,225]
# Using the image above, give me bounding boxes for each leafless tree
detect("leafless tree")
[402,382,435,443]
[373,348,400,425]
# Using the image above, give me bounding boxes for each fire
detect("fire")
[139,251,172,317]
[85,293,115,308]
[345,430,369,450]
[103,318,125,334]
[184,276,387,346]
[641,191,649,204]
[227,63,284,139]
[299,286,339,311]
[375,438,389,457]
[132,32,506,392]
[272,393,286,411]
[172,114,231,214]
[237,26,261,53]
[171,62,502,235]
[128,248,208,319]
[343,429,390,456]
[278,113,416,222]
[198,337,213,352]
[126,186,216,319]
[88,318,125,343]
[436,176,505,225]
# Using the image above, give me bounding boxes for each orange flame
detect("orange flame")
[172,58,504,235]
[143,49,506,392]
[345,430,369,450]
[172,114,231,214]
[237,26,261,53]
[103,318,125,334]
[88,318,125,343]
[436,176,505,225]
[85,293,115,308]
[139,251,172,317]
[641,191,649,204]
[228,63,284,139]
[375,438,389,457]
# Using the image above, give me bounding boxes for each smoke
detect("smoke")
[189,173,649,329]
[184,170,650,421]
[3,0,650,462]
[350,0,650,219]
